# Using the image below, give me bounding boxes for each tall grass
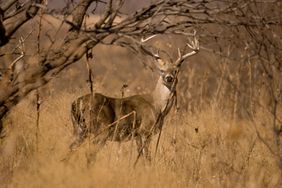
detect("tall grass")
[0,87,281,188]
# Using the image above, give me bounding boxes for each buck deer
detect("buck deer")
[69,35,199,165]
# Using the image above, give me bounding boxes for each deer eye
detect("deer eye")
[160,70,165,75]
[165,75,174,83]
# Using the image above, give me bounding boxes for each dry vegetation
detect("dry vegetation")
[0,85,281,188]
[1,1,282,188]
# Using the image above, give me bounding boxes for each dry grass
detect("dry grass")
[0,85,281,188]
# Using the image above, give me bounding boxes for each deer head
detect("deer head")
[145,33,199,90]
[141,33,200,112]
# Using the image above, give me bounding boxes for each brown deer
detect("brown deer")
[69,35,199,165]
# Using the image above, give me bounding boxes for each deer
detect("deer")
[68,35,199,165]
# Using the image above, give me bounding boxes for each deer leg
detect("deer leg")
[70,112,87,150]
[136,135,152,163]
[143,136,152,161]
[86,131,109,166]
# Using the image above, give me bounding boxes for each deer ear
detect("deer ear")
[154,58,167,71]
[157,58,166,66]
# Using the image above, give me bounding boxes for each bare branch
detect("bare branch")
[0,0,44,46]
[0,0,18,12]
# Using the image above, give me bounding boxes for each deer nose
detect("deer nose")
[165,75,174,83]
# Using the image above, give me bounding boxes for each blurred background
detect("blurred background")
[0,1,281,187]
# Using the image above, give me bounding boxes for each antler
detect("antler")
[120,34,163,70]
[140,35,160,59]
[175,31,199,66]
[141,35,156,43]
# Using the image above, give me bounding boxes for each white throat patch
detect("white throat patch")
[153,77,172,112]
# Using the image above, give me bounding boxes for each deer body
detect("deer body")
[69,35,199,164]
[71,91,169,142]
[70,70,176,162]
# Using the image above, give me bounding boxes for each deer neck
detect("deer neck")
[152,77,173,113]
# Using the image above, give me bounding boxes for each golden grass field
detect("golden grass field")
[1,91,281,188]
[0,15,282,188]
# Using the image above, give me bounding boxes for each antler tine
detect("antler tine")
[140,35,160,59]
[176,47,182,63]
[141,35,157,43]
